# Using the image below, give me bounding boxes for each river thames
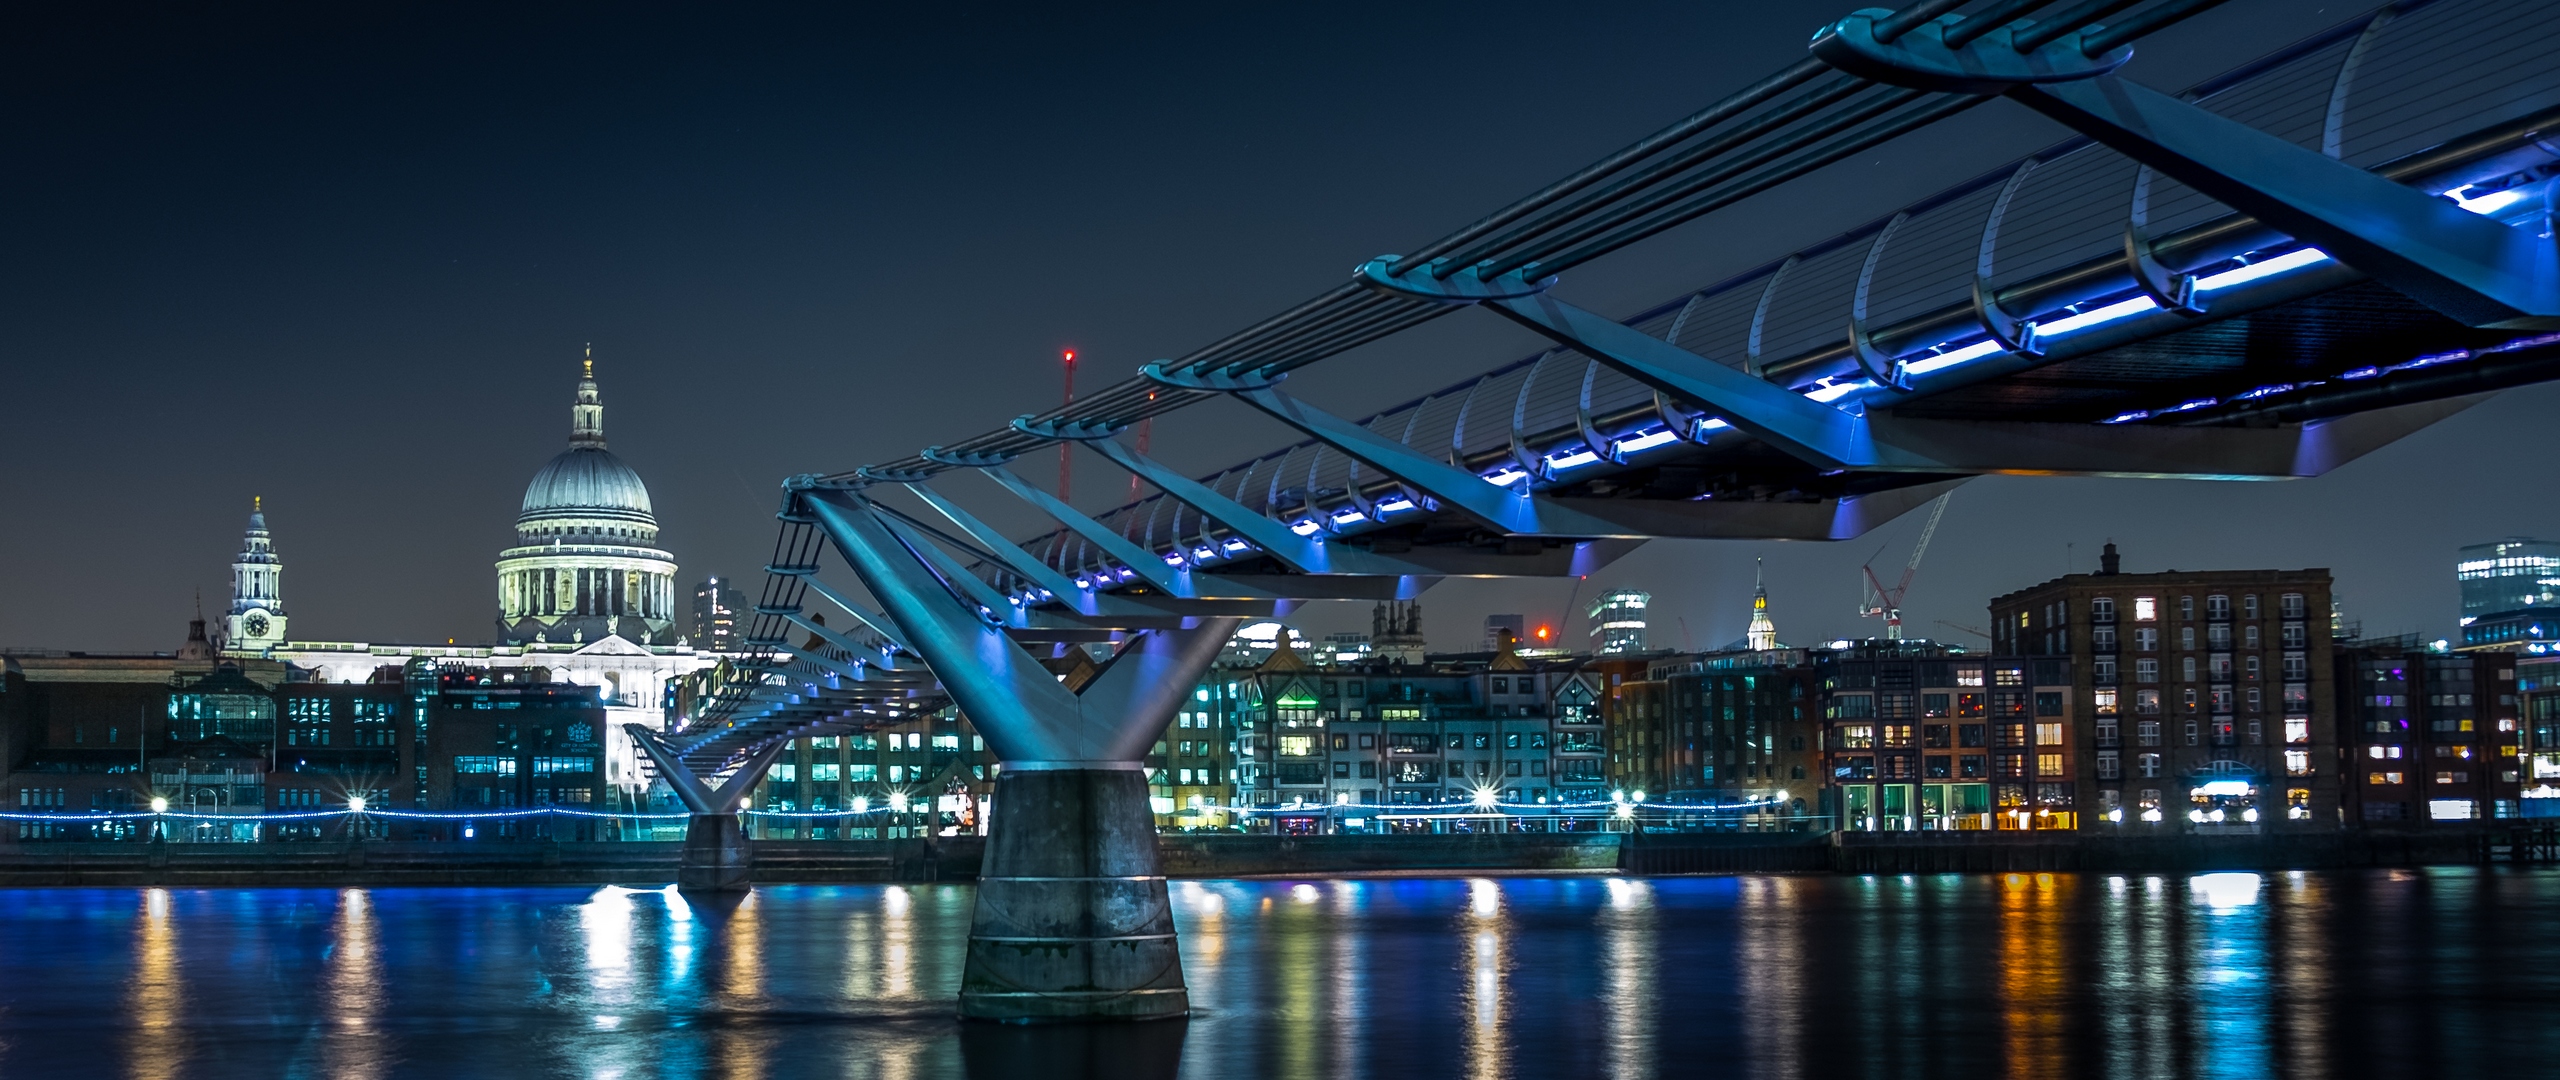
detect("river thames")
[0,869,2553,1078]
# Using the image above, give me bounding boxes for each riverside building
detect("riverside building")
[1815,642,2074,832]
[1217,619,1609,834]
[2456,539,2560,653]
[1627,649,1824,827]
[2334,639,2522,823]
[1987,544,2339,832]
[0,618,626,840]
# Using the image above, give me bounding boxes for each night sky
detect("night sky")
[6,1,2550,657]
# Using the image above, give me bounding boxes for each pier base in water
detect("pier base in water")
[961,767,1186,1022]
[676,814,753,892]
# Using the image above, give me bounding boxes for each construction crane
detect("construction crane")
[1858,493,1951,641]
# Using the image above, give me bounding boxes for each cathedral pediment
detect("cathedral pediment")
[571,634,655,657]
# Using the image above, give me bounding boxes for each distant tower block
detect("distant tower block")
[1588,590,1650,655]
[224,497,288,653]
[1483,613,1525,652]
[1747,559,1780,651]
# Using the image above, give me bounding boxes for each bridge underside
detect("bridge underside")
[647,0,2560,1019]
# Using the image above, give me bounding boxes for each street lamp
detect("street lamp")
[149,796,168,813]
[347,795,367,813]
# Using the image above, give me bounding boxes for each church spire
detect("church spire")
[570,346,607,449]
[1746,557,1779,651]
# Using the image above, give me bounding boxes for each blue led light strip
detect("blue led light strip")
[0,807,967,823]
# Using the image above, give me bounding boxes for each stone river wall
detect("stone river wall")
[0,826,2540,887]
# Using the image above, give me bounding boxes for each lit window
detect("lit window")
[2135,597,2158,622]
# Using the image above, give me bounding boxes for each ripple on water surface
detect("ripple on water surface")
[0,870,2554,1079]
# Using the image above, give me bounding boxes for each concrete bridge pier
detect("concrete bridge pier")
[964,764,1183,1021]
[805,487,1240,1022]
[626,724,790,892]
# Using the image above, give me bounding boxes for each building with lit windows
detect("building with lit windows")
[2335,640,2522,824]
[1814,642,2076,832]
[1221,629,1606,833]
[1620,649,1822,827]
[1988,544,2339,833]
[2458,537,2560,621]
[0,626,623,841]
[416,664,610,836]
[689,577,745,652]
[1587,590,1650,655]
[739,704,999,840]
[2457,538,2560,654]
[2521,654,2560,816]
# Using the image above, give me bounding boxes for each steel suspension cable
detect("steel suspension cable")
[1532,93,1997,276]
[1433,74,1879,274]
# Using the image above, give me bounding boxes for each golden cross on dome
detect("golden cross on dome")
[583,343,593,379]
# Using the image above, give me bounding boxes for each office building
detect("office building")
[690,577,746,652]
[1588,590,1650,655]
[2458,537,2560,621]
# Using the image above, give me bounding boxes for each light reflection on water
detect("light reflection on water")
[0,870,2554,1078]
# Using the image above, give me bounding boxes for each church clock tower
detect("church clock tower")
[225,496,288,653]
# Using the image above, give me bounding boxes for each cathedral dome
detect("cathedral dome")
[518,446,656,529]
[496,353,681,649]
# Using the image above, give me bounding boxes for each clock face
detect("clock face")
[244,612,271,638]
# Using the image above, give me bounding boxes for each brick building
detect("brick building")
[2335,641,2522,824]
[1988,544,2338,832]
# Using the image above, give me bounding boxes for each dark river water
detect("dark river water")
[0,869,2553,1079]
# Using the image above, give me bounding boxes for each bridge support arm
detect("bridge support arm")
[904,480,1090,601]
[1482,292,1872,469]
[624,725,794,892]
[2012,76,2558,330]
[805,486,1229,1021]
[975,465,1194,597]
[791,574,911,657]
[1076,434,1449,575]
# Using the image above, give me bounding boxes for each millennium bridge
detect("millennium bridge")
[628,0,2560,1021]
